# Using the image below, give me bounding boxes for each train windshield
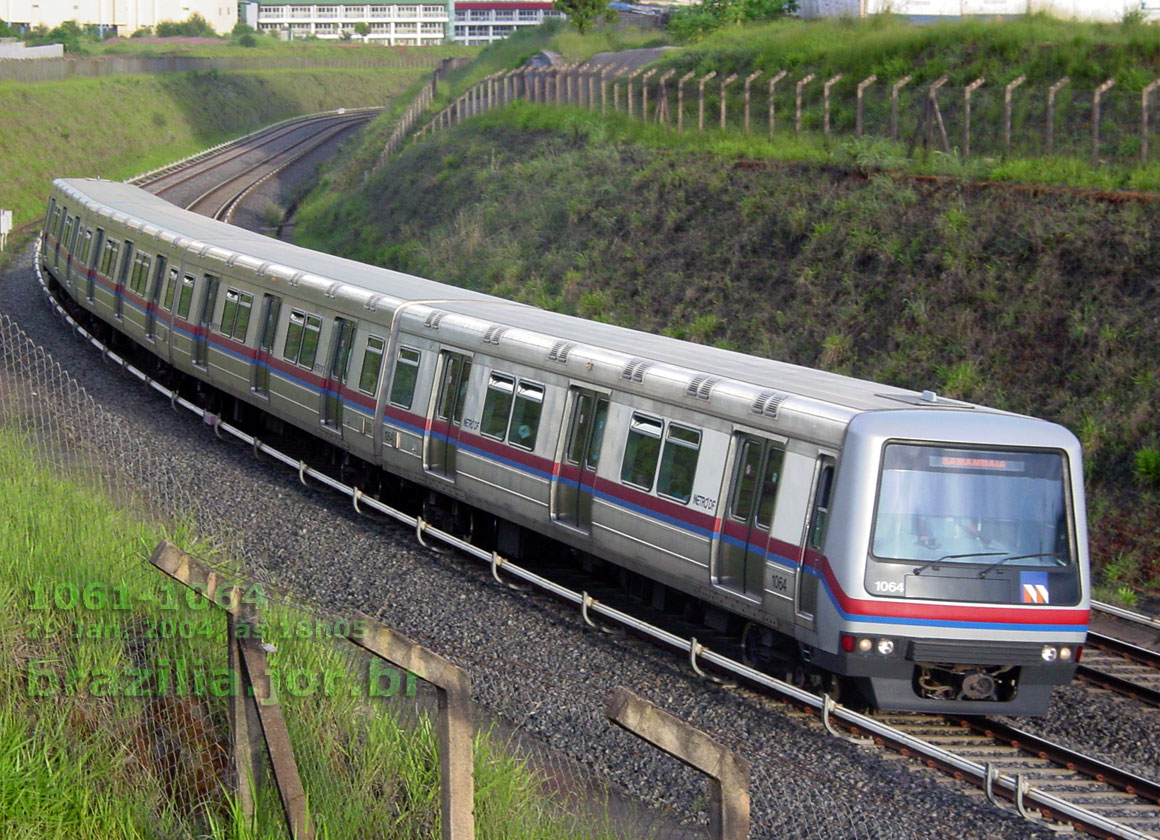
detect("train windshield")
[871,444,1073,569]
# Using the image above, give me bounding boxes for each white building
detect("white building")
[797,0,1160,22]
[253,1,562,45]
[1,0,237,33]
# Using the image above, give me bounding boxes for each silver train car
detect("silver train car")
[40,178,1090,714]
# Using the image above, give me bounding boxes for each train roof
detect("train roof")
[56,178,995,420]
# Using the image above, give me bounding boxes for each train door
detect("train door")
[86,230,104,303]
[144,256,167,340]
[794,453,836,630]
[424,349,472,479]
[192,274,218,368]
[113,242,134,321]
[252,294,281,396]
[58,214,74,279]
[52,206,66,272]
[321,317,356,434]
[552,386,609,533]
[716,434,787,603]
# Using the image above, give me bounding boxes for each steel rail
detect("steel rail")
[33,241,1160,840]
[1092,601,1160,632]
[1077,631,1160,707]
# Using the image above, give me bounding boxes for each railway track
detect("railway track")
[1077,632,1160,708]
[30,115,1160,840]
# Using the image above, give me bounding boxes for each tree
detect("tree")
[667,0,795,41]
[155,13,220,38]
[552,0,615,35]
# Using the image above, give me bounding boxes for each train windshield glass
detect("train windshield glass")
[871,444,1072,567]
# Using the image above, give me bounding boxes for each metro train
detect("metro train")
[40,177,1090,715]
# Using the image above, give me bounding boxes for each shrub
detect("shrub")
[155,13,220,38]
[1135,445,1160,490]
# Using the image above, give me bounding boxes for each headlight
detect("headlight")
[857,637,873,652]
[1041,645,1058,662]
[877,638,895,656]
[1059,646,1072,661]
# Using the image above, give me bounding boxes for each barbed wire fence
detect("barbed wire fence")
[0,283,941,839]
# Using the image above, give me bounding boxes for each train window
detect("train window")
[128,253,152,296]
[77,230,93,267]
[656,424,701,504]
[755,447,786,530]
[389,347,421,408]
[220,289,253,341]
[621,414,663,491]
[161,269,179,311]
[61,216,74,254]
[807,457,836,550]
[358,335,386,395]
[730,440,762,521]
[175,275,196,320]
[507,382,544,451]
[98,239,120,278]
[55,206,67,239]
[480,374,515,439]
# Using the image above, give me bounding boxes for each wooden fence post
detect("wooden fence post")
[656,69,676,124]
[1046,76,1069,155]
[678,70,695,132]
[963,77,985,159]
[767,70,787,137]
[1143,79,1160,161]
[891,74,912,141]
[856,75,876,137]
[823,74,843,138]
[641,68,658,121]
[698,71,717,131]
[1092,78,1115,165]
[1003,75,1026,155]
[606,688,750,840]
[742,70,762,133]
[795,73,816,136]
[719,73,738,130]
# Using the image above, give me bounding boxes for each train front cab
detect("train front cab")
[808,410,1090,716]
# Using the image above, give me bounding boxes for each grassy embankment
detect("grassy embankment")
[0,62,437,266]
[0,425,617,838]
[294,99,1160,600]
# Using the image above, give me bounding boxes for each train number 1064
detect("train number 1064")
[871,580,904,594]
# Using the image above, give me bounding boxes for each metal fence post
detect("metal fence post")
[1046,76,1069,155]
[625,67,643,117]
[719,73,738,130]
[767,70,787,137]
[823,74,843,138]
[678,70,695,132]
[795,73,816,136]
[1092,78,1115,165]
[601,68,608,113]
[698,71,717,131]
[606,688,750,840]
[856,75,876,137]
[963,77,985,159]
[1143,79,1160,162]
[925,75,949,152]
[743,70,762,133]
[891,74,912,142]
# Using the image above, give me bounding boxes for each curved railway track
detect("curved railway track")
[30,116,1160,840]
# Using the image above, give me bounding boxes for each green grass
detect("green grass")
[0,427,620,839]
[0,66,429,227]
[662,13,1160,89]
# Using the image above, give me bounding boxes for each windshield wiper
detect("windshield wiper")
[912,552,1005,576]
[976,552,1067,579]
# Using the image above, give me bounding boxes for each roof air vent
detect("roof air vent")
[621,358,652,383]
[686,375,721,401]
[751,391,788,419]
[482,324,508,345]
[548,340,576,363]
[364,294,383,312]
[424,310,448,330]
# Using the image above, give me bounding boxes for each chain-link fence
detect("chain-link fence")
[423,64,1160,168]
[0,286,955,840]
